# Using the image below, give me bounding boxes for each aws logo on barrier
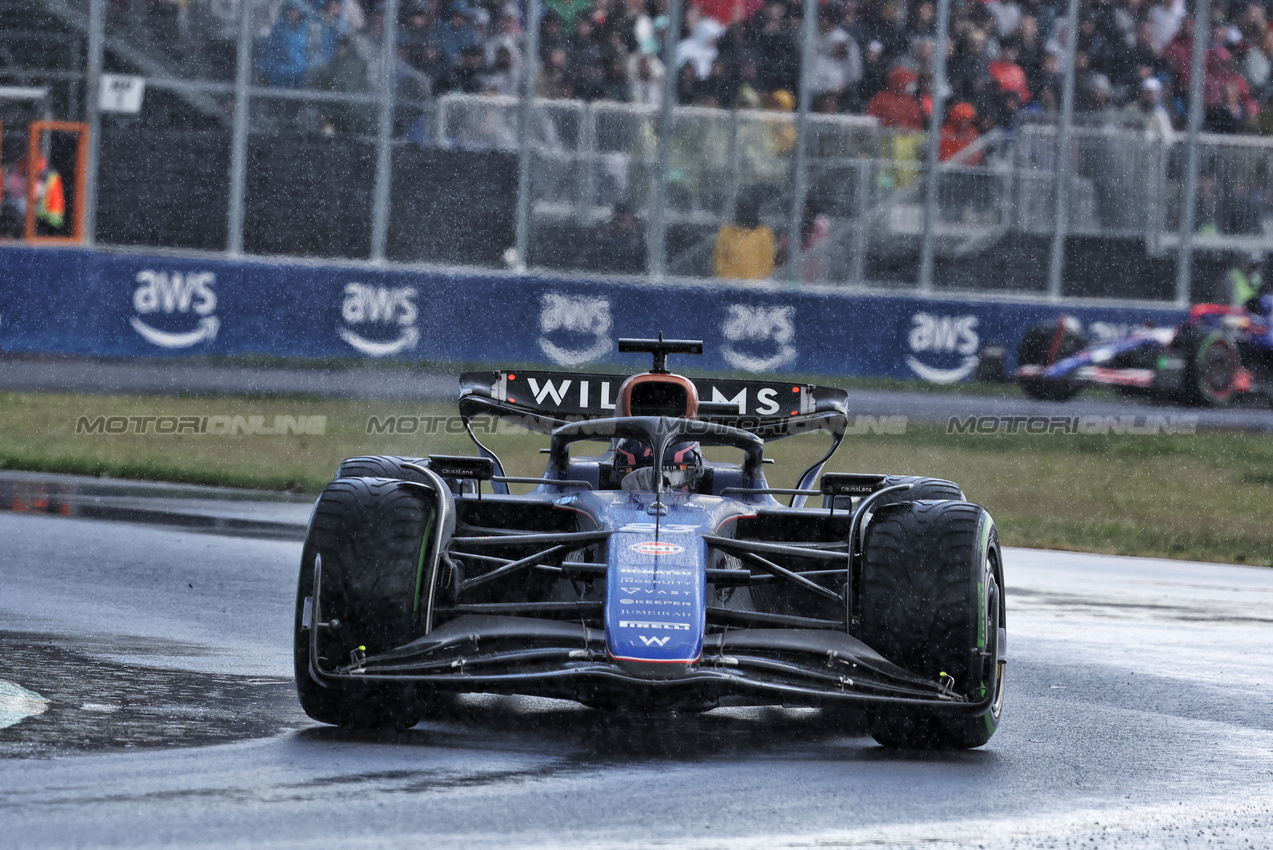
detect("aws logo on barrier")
[721,305,797,372]
[339,283,418,357]
[130,270,219,349]
[905,312,980,383]
[538,293,613,365]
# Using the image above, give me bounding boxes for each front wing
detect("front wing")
[304,610,998,716]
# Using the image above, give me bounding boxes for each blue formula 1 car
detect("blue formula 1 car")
[1015,300,1273,407]
[294,336,1006,749]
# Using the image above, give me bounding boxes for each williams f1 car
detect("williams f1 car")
[1015,300,1273,406]
[295,336,1006,749]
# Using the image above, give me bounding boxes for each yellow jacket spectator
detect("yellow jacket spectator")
[714,194,775,280]
[766,89,798,154]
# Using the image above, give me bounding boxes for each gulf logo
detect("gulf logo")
[629,541,685,556]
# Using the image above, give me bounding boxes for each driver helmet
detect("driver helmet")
[613,438,705,491]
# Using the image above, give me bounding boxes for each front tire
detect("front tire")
[294,476,449,728]
[1017,318,1087,401]
[858,501,1005,749]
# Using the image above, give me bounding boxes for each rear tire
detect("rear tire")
[295,477,448,728]
[871,475,963,508]
[1016,319,1086,401]
[336,455,432,484]
[858,501,1005,749]
[1178,328,1240,407]
[826,476,962,513]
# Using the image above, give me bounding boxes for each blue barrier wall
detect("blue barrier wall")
[0,246,1188,382]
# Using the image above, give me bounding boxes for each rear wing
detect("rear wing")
[459,370,849,439]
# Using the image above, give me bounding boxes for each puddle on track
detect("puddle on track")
[0,632,303,758]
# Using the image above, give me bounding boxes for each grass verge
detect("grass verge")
[1,390,1268,566]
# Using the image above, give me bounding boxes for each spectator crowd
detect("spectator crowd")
[250,0,1273,137]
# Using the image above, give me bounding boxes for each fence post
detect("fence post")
[1175,0,1209,307]
[726,110,742,219]
[226,0,253,256]
[514,0,542,272]
[369,0,399,262]
[918,0,951,292]
[1046,0,1080,300]
[851,161,870,283]
[786,0,818,285]
[647,0,686,279]
[83,0,104,247]
[577,103,597,225]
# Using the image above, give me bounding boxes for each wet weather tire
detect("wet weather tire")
[336,456,432,484]
[1178,328,1240,407]
[870,476,963,508]
[824,476,962,513]
[294,476,447,728]
[1016,319,1087,401]
[858,501,1005,749]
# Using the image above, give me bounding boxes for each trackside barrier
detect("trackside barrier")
[0,246,1187,381]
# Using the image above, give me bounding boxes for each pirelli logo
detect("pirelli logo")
[619,620,692,631]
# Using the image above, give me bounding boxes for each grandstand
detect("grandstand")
[3,0,1273,300]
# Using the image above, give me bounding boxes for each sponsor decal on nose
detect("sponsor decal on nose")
[629,541,685,556]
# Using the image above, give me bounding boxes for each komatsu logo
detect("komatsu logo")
[538,293,612,365]
[905,312,980,384]
[721,305,797,372]
[339,283,419,357]
[130,270,219,349]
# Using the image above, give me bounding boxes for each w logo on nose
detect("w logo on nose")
[638,635,670,647]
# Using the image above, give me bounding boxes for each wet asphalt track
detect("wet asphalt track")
[3,510,1273,849]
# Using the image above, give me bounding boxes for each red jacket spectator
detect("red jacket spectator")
[989,43,1031,102]
[694,0,745,25]
[939,103,983,163]
[867,66,924,130]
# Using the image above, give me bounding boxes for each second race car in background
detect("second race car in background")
[1015,300,1273,407]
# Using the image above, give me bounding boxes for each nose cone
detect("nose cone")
[606,527,706,678]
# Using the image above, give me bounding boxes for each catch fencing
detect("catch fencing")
[3,0,1270,301]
